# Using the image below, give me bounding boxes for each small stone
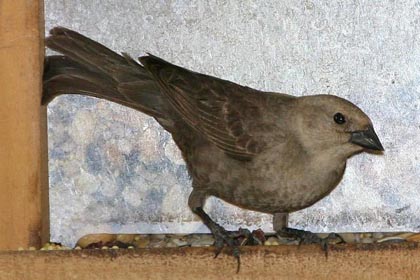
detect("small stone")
[28,247,37,251]
[360,233,372,239]
[399,233,420,242]
[116,234,135,244]
[338,233,360,244]
[111,246,119,249]
[372,232,384,239]
[165,241,178,248]
[40,243,51,250]
[149,240,166,248]
[74,246,82,250]
[17,247,24,251]
[128,246,134,249]
[264,237,280,246]
[150,234,166,240]
[101,246,109,250]
[77,234,115,249]
[275,234,299,245]
[361,238,374,244]
[171,238,189,247]
[147,235,167,248]
[377,236,405,243]
[190,235,214,247]
[134,236,150,248]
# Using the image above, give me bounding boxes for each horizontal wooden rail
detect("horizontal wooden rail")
[0,243,419,280]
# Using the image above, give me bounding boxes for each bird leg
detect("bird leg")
[193,207,256,272]
[277,227,344,257]
[273,213,343,257]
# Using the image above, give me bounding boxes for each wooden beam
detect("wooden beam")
[0,0,49,249]
[0,244,419,279]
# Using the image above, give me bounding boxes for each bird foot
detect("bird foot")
[277,227,344,257]
[193,207,263,272]
[212,226,260,273]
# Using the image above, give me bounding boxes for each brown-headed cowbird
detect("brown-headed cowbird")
[44,27,383,265]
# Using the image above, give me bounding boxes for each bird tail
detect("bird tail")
[43,27,166,120]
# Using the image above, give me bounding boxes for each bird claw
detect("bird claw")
[277,228,344,257]
[212,227,257,273]
[319,232,344,257]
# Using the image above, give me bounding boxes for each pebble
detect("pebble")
[150,234,166,240]
[400,233,420,242]
[377,236,405,243]
[190,235,214,247]
[264,237,280,246]
[116,234,135,244]
[77,234,115,249]
[9,231,420,252]
[134,236,150,248]
[171,238,189,247]
[165,241,178,248]
[361,238,374,244]
[149,240,166,248]
[339,233,360,243]
[360,233,373,239]
[372,232,384,239]
[199,235,215,246]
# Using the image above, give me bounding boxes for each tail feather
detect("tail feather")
[46,27,148,82]
[43,27,166,120]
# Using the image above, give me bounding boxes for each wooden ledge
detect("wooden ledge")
[1,243,419,280]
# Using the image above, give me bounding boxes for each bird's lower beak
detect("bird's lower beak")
[350,126,384,151]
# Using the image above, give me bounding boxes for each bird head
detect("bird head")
[291,95,384,158]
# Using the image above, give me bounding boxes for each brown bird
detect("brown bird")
[44,27,384,266]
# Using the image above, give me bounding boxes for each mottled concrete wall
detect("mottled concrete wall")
[45,0,420,246]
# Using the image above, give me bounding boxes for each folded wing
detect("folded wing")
[140,54,293,160]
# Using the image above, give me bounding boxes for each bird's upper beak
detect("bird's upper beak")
[350,126,384,151]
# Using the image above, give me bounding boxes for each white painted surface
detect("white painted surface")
[45,0,420,246]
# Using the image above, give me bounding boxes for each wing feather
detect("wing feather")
[140,54,293,160]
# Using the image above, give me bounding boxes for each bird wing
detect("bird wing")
[140,54,293,160]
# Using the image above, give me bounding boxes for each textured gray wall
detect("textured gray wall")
[45,0,420,247]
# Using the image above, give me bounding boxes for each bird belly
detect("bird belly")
[206,157,346,214]
[214,167,344,214]
[189,142,346,214]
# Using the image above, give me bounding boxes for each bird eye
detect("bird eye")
[334,112,346,124]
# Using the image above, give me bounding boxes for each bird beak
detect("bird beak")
[350,126,384,151]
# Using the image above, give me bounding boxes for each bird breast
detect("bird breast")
[198,143,347,214]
